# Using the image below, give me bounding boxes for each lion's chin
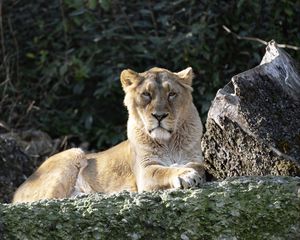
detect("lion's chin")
[149,127,172,141]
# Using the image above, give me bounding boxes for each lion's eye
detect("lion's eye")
[168,92,177,99]
[142,92,151,100]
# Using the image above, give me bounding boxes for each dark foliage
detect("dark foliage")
[1,0,300,150]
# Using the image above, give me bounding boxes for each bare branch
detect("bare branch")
[222,25,300,51]
[276,43,300,51]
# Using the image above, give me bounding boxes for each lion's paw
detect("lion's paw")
[171,168,204,189]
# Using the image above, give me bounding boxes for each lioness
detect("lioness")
[13,67,205,203]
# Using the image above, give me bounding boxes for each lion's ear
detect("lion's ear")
[120,69,140,91]
[176,67,194,86]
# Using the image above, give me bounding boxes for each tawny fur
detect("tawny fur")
[13,67,205,203]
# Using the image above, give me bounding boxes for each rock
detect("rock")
[0,137,31,203]
[0,130,61,203]
[0,129,57,158]
[1,176,299,239]
[202,40,300,179]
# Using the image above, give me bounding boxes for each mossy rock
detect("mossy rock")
[1,176,300,239]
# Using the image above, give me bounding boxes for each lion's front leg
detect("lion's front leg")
[136,163,205,192]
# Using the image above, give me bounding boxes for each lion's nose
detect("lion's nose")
[152,112,168,121]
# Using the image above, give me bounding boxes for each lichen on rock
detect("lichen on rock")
[1,176,300,239]
[202,41,300,179]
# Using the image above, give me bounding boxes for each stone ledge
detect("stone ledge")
[1,176,299,239]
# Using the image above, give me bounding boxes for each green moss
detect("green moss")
[1,176,300,239]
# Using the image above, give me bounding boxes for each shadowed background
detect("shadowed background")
[0,0,300,202]
[1,0,299,150]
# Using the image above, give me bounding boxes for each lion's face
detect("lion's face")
[121,67,194,141]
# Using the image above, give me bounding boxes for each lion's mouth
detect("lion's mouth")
[148,126,173,141]
[149,120,173,133]
[149,126,173,134]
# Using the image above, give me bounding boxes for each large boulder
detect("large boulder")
[1,176,300,239]
[202,40,300,179]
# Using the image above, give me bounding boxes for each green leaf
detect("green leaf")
[99,0,110,11]
[26,53,35,59]
[284,7,293,17]
[88,0,98,10]
[84,115,94,129]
